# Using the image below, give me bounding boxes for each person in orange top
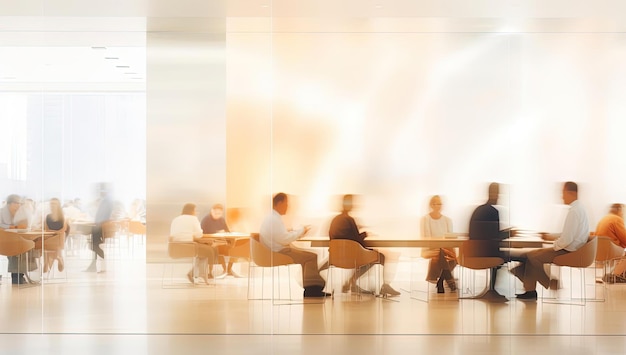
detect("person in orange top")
[596,203,626,282]
[595,203,626,248]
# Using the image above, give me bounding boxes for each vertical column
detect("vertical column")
[146,19,226,261]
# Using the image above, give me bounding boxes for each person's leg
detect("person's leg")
[523,248,567,291]
[279,247,325,288]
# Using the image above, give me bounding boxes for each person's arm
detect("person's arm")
[446,216,453,234]
[553,208,581,250]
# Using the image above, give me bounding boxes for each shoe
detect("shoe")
[304,285,331,298]
[12,274,27,285]
[516,290,538,300]
[228,269,244,278]
[214,272,227,280]
[57,257,65,272]
[601,274,616,284]
[446,279,457,292]
[548,279,558,290]
[84,261,97,272]
[436,278,445,293]
[341,283,374,295]
[187,271,194,284]
[380,283,401,297]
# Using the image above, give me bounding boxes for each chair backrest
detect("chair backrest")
[329,239,379,269]
[168,241,197,259]
[249,237,294,267]
[595,236,625,262]
[128,220,146,235]
[553,236,598,268]
[0,230,35,256]
[228,238,250,258]
[102,219,130,238]
[458,240,505,270]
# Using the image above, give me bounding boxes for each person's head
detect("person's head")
[6,194,22,216]
[181,203,197,216]
[487,182,499,205]
[341,194,354,213]
[210,204,224,220]
[562,181,578,205]
[273,193,288,215]
[49,198,64,219]
[610,203,624,218]
[429,195,443,213]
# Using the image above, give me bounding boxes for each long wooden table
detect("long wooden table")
[301,236,550,249]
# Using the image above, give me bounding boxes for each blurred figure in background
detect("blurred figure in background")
[420,195,457,293]
[595,203,626,282]
[201,204,240,278]
[170,203,218,284]
[42,198,68,273]
[0,194,36,284]
[85,183,113,272]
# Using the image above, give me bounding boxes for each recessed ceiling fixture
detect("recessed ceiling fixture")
[131,77,143,80]
[91,46,107,50]
[116,65,130,68]
[1,76,17,80]
[105,57,119,60]
[124,72,137,75]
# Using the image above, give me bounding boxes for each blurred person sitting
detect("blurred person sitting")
[329,194,400,297]
[171,203,219,283]
[511,181,590,300]
[42,198,68,273]
[468,182,511,300]
[595,203,626,282]
[0,194,36,284]
[420,195,457,293]
[260,193,328,298]
[201,204,243,278]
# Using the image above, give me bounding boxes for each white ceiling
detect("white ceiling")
[1,0,625,90]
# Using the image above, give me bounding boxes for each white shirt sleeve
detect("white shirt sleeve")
[554,201,589,251]
[260,210,304,252]
[420,215,431,238]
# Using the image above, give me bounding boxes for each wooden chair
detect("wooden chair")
[247,233,297,300]
[458,240,505,300]
[0,230,36,284]
[327,239,380,298]
[34,231,67,282]
[102,219,130,258]
[162,240,198,288]
[544,237,598,305]
[128,220,146,257]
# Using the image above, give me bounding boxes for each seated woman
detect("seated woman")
[43,198,68,273]
[420,195,457,293]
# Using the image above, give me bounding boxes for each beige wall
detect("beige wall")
[146,20,227,261]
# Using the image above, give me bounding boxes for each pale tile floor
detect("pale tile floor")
[2,247,626,354]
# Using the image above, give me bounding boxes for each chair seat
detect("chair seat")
[460,256,504,270]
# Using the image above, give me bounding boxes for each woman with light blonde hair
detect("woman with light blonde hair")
[420,195,458,293]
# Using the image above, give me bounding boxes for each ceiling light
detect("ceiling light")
[105,57,119,60]
[116,65,130,68]
[124,72,137,75]
[91,46,107,50]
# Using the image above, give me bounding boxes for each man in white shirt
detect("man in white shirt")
[512,181,590,300]
[170,203,219,284]
[259,193,328,298]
